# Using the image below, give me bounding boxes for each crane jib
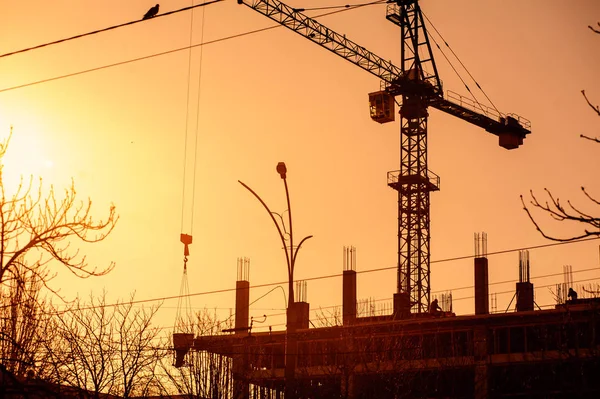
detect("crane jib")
[237,0,530,148]
[240,0,400,83]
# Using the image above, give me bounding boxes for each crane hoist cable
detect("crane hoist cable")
[175,0,208,332]
[175,260,192,331]
[427,33,488,114]
[422,11,501,116]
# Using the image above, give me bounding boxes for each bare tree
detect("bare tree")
[158,308,234,398]
[57,292,118,398]
[314,306,342,327]
[521,25,599,241]
[0,128,119,395]
[113,295,162,398]
[53,291,163,398]
[0,129,118,291]
[0,263,55,377]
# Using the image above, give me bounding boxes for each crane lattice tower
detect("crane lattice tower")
[238,0,530,315]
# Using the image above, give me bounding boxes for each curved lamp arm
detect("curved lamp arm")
[292,235,313,267]
[238,180,292,276]
[271,211,290,238]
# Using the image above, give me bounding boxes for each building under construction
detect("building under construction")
[171,1,598,398]
[175,244,600,399]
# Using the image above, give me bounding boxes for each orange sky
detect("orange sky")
[1,0,599,332]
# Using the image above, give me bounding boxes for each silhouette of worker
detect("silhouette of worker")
[429,298,442,316]
[143,4,160,20]
[568,287,578,302]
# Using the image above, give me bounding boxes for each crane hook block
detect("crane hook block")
[180,234,193,257]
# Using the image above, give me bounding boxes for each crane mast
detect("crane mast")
[386,1,439,314]
[238,0,530,315]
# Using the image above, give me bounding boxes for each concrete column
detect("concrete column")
[292,301,310,329]
[393,292,411,319]
[235,280,250,332]
[340,332,356,399]
[285,305,298,399]
[474,257,489,315]
[233,279,250,399]
[516,282,534,311]
[473,326,489,399]
[343,269,357,325]
[233,345,249,399]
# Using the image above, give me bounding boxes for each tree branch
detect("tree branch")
[581,134,600,143]
[581,90,600,117]
[520,190,600,242]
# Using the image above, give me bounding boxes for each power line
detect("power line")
[10,237,600,317]
[280,266,600,317]
[0,26,279,94]
[452,276,600,303]
[22,260,599,339]
[348,237,600,281]
[432,236,600,265]
[0,1,224,60]
[0,2,382,94]
[9,285,599,360]
[47,237,600,315]
[434,266,600,294]
[304,274,600,327]
[7,271,600,339]
[291,270,600,322]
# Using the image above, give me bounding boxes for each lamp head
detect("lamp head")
[276,162,287,179]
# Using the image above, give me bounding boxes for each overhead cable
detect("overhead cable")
[46,237,600,315]
[0,2,382,94]
[0,1,223,60]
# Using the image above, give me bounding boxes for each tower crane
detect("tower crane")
[237,0,531,314]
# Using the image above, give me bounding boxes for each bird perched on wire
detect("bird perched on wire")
[143,4,160,20]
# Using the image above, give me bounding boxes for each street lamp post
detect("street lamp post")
[238,162,312,399]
